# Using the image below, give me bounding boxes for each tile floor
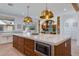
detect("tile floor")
[0,43,24,56]
[0,40,79,56]
[71,40,79,56]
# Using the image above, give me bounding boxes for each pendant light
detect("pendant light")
[40,3,54,20]
[24,6,32,23]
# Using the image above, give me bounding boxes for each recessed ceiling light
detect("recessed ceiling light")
[22,12,25,15]
[64,8,67,11]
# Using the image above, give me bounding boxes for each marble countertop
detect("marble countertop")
[14,33,71,46]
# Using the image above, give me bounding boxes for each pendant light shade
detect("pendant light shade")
[24,6,32,23]
[40,9,54,20]
[24,16,32,23]
[40,3,54,20]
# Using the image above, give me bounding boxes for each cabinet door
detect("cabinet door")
[24,38,36,56]
[54,41,66,56]
[24,38,34,49]
[65,39,71,56]
[54,39,71,56]
[13,35,25,54]
[18,36,24,54]
[13,35,18,49]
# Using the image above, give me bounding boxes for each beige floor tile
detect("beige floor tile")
[0,43,24,56]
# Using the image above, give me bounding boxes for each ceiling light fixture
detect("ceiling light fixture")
[64,8,67,11]
[23,6,32,23]
[40,3,54,20]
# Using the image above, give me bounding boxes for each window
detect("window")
[0,19,15,32]
[0,25,3,31]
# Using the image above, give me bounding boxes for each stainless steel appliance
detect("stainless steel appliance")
[34,41,51,56]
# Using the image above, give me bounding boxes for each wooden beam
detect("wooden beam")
[72,3,79,12]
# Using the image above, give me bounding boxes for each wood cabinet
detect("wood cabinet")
[54,39,71,56]
[24,38,36,56]
[13,35,24,54]
[13,35,18,49]
[13,35,71,56]
[13,35,36,56]
[18,36,24,54]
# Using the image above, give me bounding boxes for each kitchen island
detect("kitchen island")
[13,33,71,56]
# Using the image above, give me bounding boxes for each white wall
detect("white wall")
[14,16,24,32]
[60,13,78,39]
[76,13,79,46]
[60,12,79,46]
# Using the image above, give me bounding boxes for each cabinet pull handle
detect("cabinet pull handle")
[65,42,67,47]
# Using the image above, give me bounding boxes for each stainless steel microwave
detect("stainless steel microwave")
[34,41,51,56]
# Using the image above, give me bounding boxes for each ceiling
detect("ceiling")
[0,3,76,17]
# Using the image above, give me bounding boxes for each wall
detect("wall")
[60,12,76,35]
[14,16,23,32]
[60,12,79,46]
[76,13,79,46]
